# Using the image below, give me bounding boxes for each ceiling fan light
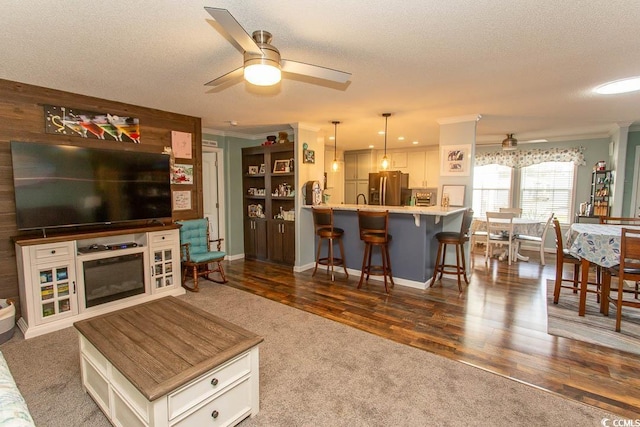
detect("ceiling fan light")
[244,63,281,86]
[502,133,517,151]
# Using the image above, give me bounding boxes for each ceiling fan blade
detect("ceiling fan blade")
[205,67,244,86]
[281,59,351,83]
[204,7,262,55]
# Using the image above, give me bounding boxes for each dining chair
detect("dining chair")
[499,207,523,217]
[552,218,600,312]
[515,212,554,265]
[601,228,640,332]
[176,218,227,292]
[599,217,640,298]
[551,217,581,304]
[485,211,516,265]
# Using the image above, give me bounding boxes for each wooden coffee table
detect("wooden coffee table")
[74,296,263,427]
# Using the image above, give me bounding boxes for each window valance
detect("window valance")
[474,147,586,168]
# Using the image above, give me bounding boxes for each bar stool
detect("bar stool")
[312,207,348,281]
[357,209,394,293]
[429,208,474,291]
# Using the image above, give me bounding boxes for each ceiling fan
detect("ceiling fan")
[204,7,351,88]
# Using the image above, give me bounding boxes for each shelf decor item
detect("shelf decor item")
[273,159,290,173]
[248,166,259,175]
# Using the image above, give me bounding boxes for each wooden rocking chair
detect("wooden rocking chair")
[176,218,227,292]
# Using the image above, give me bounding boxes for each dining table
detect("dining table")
[565,222,640,315]
[471,217,546,261]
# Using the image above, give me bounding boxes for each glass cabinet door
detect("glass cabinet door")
[152,248,175,290]
[36,264,77,323]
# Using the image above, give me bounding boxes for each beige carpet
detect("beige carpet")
[0,284,616,426]
[546,279,640,356]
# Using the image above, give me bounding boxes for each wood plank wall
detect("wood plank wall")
[0,79,203,315]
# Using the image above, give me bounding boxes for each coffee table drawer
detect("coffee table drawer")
[171,378,251,427]
[168,352,251,420]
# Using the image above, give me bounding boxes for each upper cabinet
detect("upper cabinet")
[344,150,373,181]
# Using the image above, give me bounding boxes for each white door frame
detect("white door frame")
[202,147,226,250]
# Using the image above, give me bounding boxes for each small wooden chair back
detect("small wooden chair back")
[599,216,640,225]
[552,217,564,265]
[357,210,389,240]
[312,207,334,233]
[619,228,640,279]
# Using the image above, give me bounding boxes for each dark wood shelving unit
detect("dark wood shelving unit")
[242,144,296,265]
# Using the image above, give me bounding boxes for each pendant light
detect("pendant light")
[502,133,517,151]
[381,113,391,170]
[331,121,340,172]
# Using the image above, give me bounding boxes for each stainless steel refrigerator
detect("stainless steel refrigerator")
[368,171,409,206]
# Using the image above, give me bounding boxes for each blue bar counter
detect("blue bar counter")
[304,205,466,289]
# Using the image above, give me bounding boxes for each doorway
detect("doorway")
[202,149,226,251]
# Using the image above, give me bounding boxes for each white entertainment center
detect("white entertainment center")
[14,224,185,339]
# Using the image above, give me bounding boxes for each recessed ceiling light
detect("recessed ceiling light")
[398,136,405,141]
[329,136,335,140]
[368,144,374,149]
[378,130,385,135]
[594,76,640,94]
[412,141,419,145]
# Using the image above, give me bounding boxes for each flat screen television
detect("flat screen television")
[11,141,172,231]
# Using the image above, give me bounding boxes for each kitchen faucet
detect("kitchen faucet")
[356,193,367,205]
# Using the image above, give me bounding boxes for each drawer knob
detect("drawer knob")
[210,377,219,386]
[211,410,219,419]
[51,250,56,254]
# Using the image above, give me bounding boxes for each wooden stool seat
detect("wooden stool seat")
[430,209,473,292]
[312,208,348,281]
[357,210,394,293]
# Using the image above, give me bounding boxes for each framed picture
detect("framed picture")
[259,163,266,174]
[171,164,194,184]
[303,149,315,164]
[440,144,471,176]
[273,159,290,173]
[248,166,258,175]
[441,185,465,206]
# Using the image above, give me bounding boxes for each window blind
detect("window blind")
[472,164,512,217]
[520,162,574,223]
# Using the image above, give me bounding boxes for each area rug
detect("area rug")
[546,279,640,356]
[0,284,614,426]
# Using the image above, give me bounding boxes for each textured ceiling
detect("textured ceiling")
[1,1,639,150]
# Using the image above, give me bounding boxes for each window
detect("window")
[472,164,512,217]
[520,161,575,223]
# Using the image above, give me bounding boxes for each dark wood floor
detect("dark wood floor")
[220,250,640,418]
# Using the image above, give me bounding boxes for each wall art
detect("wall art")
[44,105,140,143]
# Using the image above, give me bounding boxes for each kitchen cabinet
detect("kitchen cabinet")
[344,151,373,180]
[407,151,426,188]
[425,149,440,188]
[406,149,439,188]
[344,150,373,204]
[345,180,371,204]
